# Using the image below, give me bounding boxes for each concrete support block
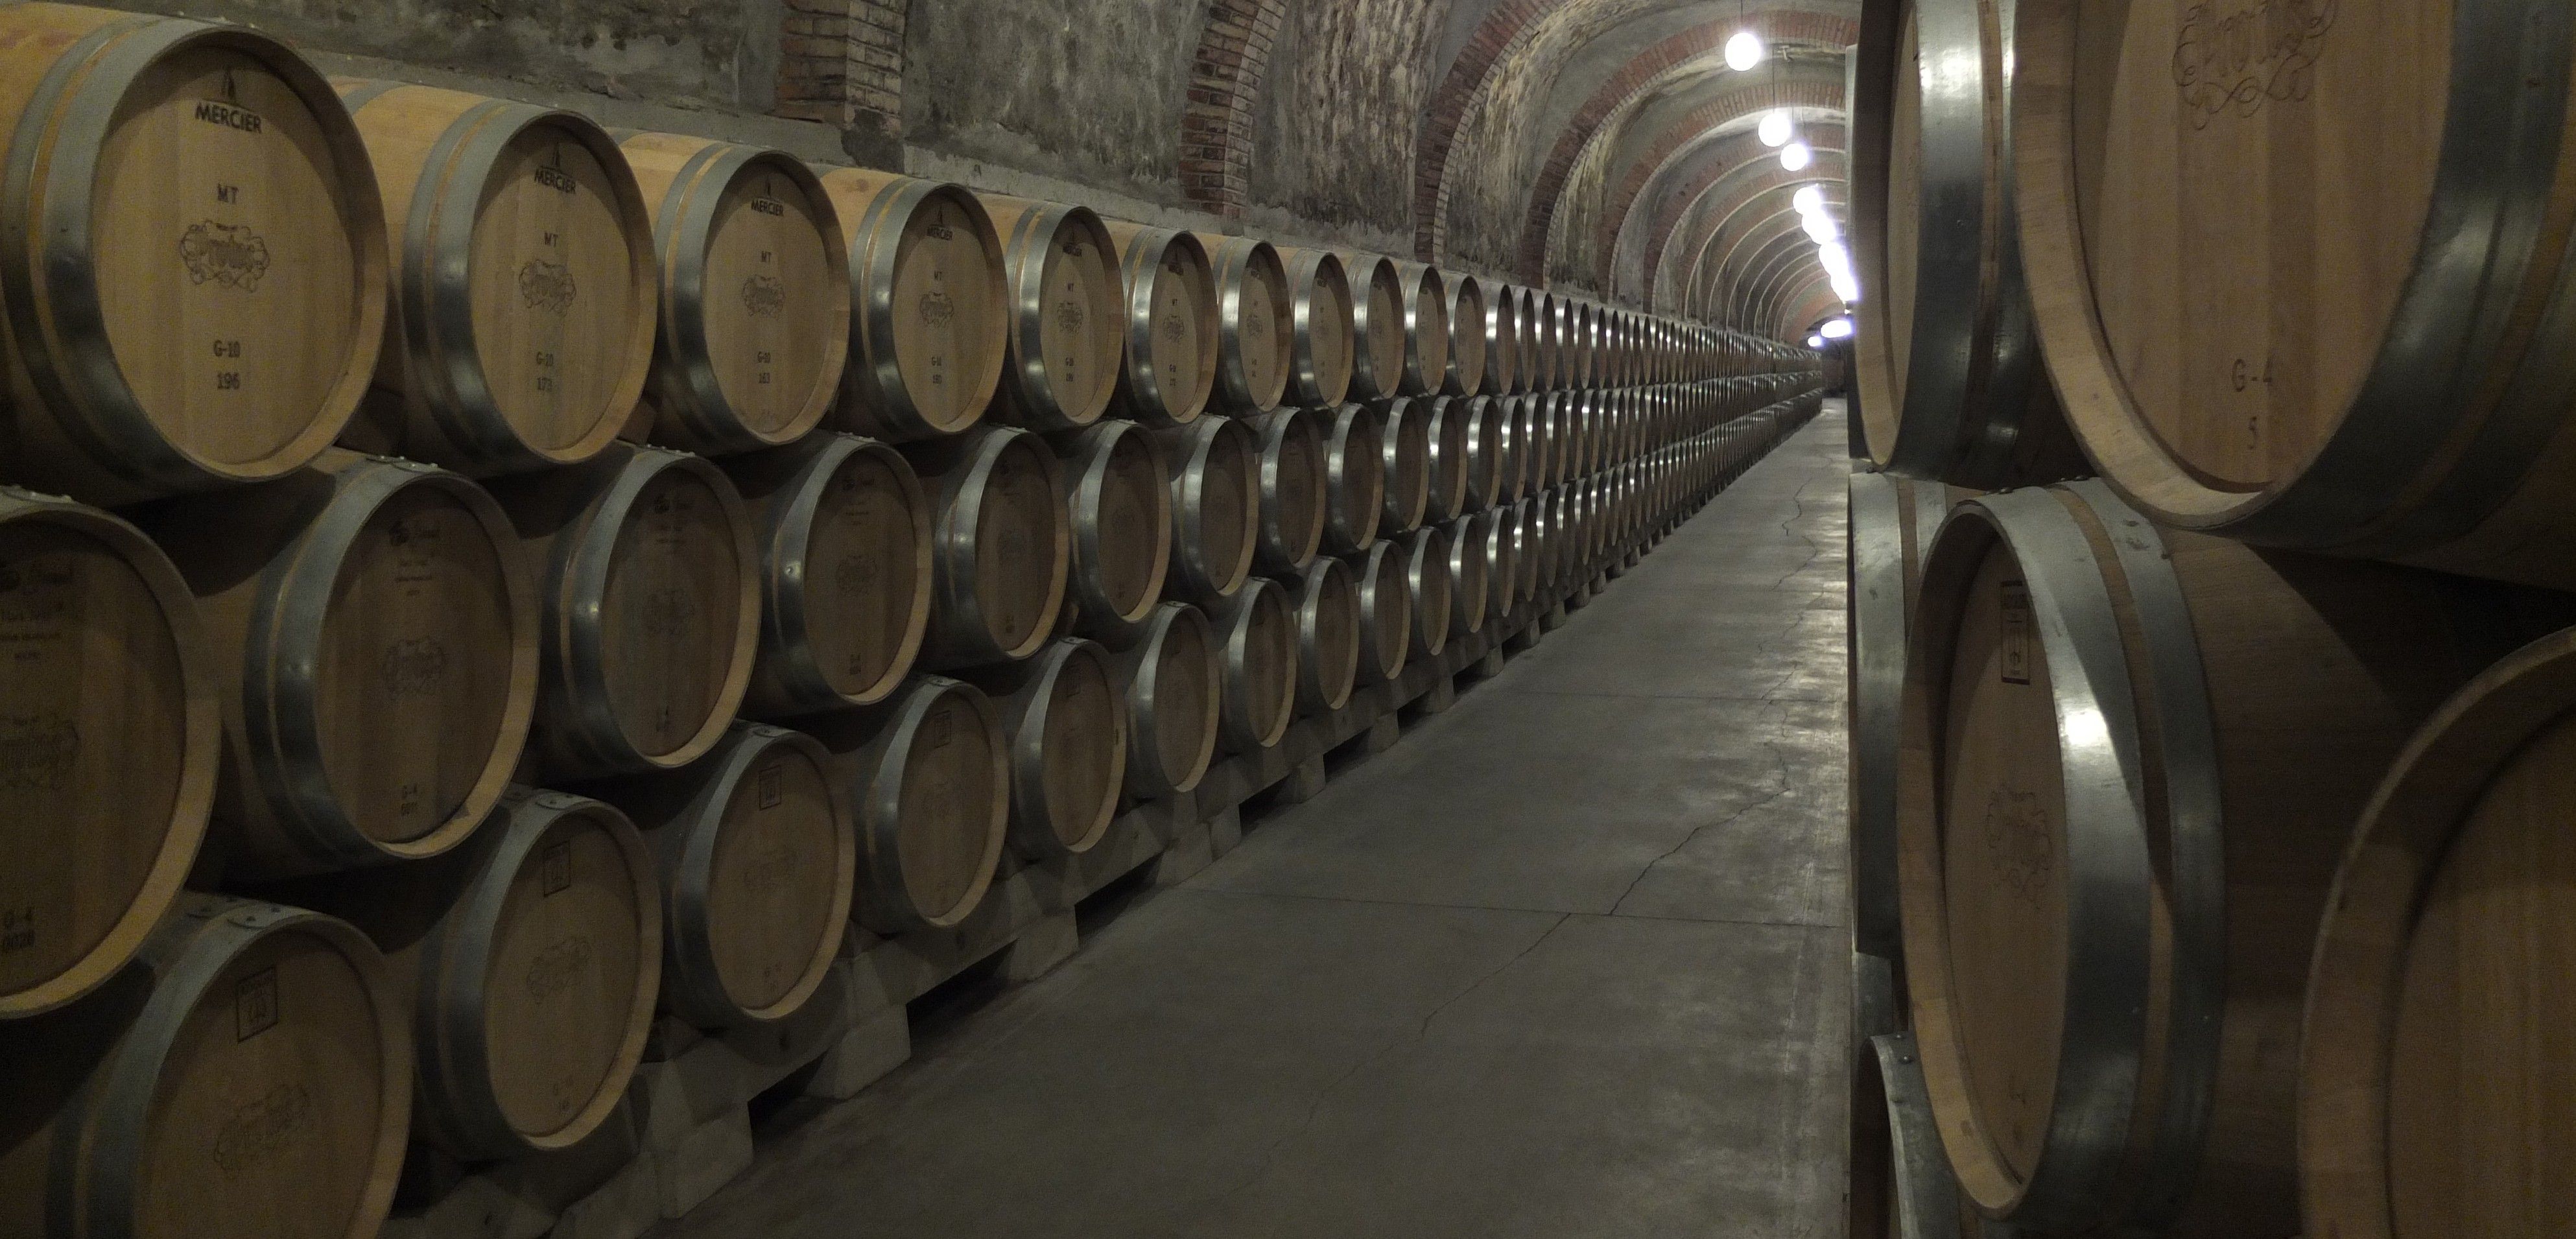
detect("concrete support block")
[1356,713,1400,755]
[1272,754,1329,805]
[998,910,1080,981]
[550,1157,660,1239]
[1412,674,1457,716]
[1205,805,1244,857]
[1540,604,1568,632]
[1473,650,1506,679]
[654,1107,752,1219]
[1150,821,1214,888]
[804,1004,911,1101]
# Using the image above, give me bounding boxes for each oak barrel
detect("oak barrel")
[1196,234,1293,414]
[1462,395,1509,510]
[1850,1028,1983,1239]
[1204,576,1298,753]
[817,168,1008,442]
[1397,526,1452,659]
[1321,402,1386,555]
[1106,602,1221,798]
[0,492,215,1019]
[1482,501,1520,621]
[1441,273,1485,397]
[618,132,846,453]
[0,5,386,504]
[722,432,932,718]
[1341,252,1408,402]
[488,442,758,778]
[1247,407,1329,574]
[1386,260,1450,396]
[1421,395,1473,523]
[0,895,408,1238]
[139,449,537,879]
[954,637,1126,859]
[1347,541,1412,685]
[1847,469,1963,962]
[578,723,853,1030]
[901,425,1072,667]
[980,195,1122,431]
[1444,515,1488,637]
[809,675,1009,932]
[1897,482,2557,1235]
[1102,222,1217,427]
[1275,247,1354,409]
[1483,282,1520,395]
[1526,288,1556,392]
[1055,419,1174,643]
[1155,414,1260,604]
[1286,556,1362,715]
[1377,396,1433,537]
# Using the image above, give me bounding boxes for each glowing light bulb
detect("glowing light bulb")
[1802,211,1839,244]
[1822,318,1854,340]
[1780,140,1812,172]
[1808,334,1826,348]
[1725,29,1765,71]
[1758,110,1793,148]
[1791,184,1826,215]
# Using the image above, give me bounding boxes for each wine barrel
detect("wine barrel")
[1205,577,1298,753]
[954,637,1125,859]
[1275,248,1354,409]
[1421,395,1474,523]
[335,82,654,476]
[1341,252,1408,401]
[1483,282,1520,395]
[1848,470,1964,962]
[1386,261,1450,396]
[1566,300,1595,390]
[1523,496,1556,602]
[1196,234,1293,414]
[2298,627,2576,1239]
[1526,289,1557,392]
[1897,482,2560,1236]
[810,675,1009,932]
[1843,0,2083,490]
[0,493,215,1019]
[1399,526,1452,659]
[617,132,847,453]
[1461,395,1509,511]
[901,425,1072,667]
[1246,407,1329,574]
[1850,1029,1984,1239]
[1055,419,1174,643]
[2006,0,2576,588]
[1445,515,1488,638]
[1493,395,1531,506]
[1106,602,1221,797]
[577,724,853,1030]
[0,5,386,504]
[980,195,1122,431]
[1442,274,1486,397]
[721,432,932,718]
[1321,403,1386,554]
[1482,502,1520,621]
[1347,541,1412,685]
[1377,397,1433,537]
[1155,414,1260,604]
[816,169,1009,442]
[1286,557,1361,715]
[488,442,758,778]
[138,449,536,879]
[0,895,407,1238]
[1101,222,1217,427]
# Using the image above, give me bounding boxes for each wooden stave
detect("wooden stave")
[136,449,539,880]
[1105,601,1222,797]
[1196,234,1294,414]
[0,893,410,1239]
[1345,540,1412,685]
[618,132,849,454]
[901,425,1073,668]
[1483,281,1520,395]
[1153,414,1261,604]
[952,637,1127,860]
[722,432,933,718]
[1895,482,2555,1235]
[807,675,1010,933]
[574,722,855,1030]
[1203,576,1299,753]
[0,7,389,505]
[1054,418,1175,643]
[1386,261,1450,396]
[1399,525,1452,659]
[1419,394,1474,524]
[984,196,1123,432]
[0,490,218,1019]
[1100,222,1217,428]
[1441,273,1487,397]
[488,441,761,779]
[1246,407,1330,575]
[1284,556,1361,715]
[1275,247,1355,409]
[1320,402,1386,555]
[1340,252,1408,401]
[1375,395,1433,537]
[819,169,1008,442]
[335,81,656,477]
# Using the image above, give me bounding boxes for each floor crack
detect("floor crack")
[1608,738,1797,917]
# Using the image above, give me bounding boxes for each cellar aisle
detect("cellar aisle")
[661,407,1856,1239]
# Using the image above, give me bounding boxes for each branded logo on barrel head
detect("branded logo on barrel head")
[919,289,956,326]
[520,259,578,313]
[0,713,78,792]
[235,967,281,1041]
[212,1082,313,1179]
[1051,298,1085,333]
[742,274,788,317]
[179,221,271,290]
[379,638,449,697]
[1981,785,2055,898]
[525,933,595,997]
[193,98,264,134]
[2173,0,2337,126]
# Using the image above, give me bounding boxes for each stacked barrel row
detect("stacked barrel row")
[1845,1,2576,1236]
[0,8,1824,1236]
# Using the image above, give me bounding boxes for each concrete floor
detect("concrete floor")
[661,406,1854,1239]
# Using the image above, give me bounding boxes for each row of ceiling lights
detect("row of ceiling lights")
[1726,12,1853,346]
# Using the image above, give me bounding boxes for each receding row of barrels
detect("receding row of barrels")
[0,3,1812,516]
[0,375,1824,1239]
[1845,469,2576,1238]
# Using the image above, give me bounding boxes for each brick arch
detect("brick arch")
[1639,134,1843,309]
[1578,73,1847,282]
[1728,230,1825,327]
[1670,159,1845,314]
[1412,3,1843,263]
[1179,0,1290,219]
[1783,279,1844,339]
[1702,202,1836,320]
[1511,13,1852,283]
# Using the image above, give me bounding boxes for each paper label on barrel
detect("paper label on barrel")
[2000,580,2032,685]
